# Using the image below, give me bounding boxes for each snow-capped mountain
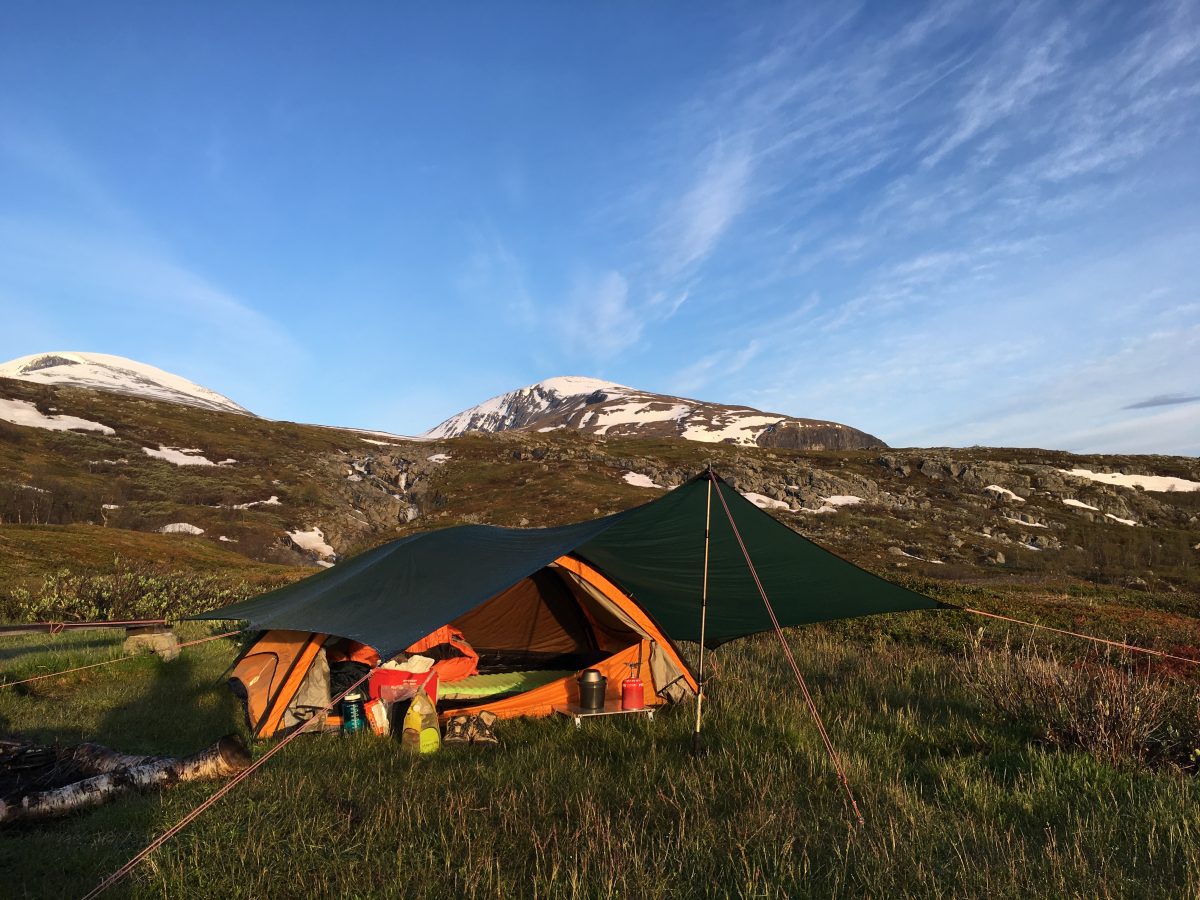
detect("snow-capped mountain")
[424,376,886,450]
[0,352,250,415]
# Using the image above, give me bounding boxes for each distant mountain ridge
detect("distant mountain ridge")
[424,376,887,450]
[0,354,884,449]
[0,352,249,415]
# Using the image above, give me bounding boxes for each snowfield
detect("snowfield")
[142,445,217,466]
[0,351,249,414]
[594,403,689,435]
[1060,468,1200,492]
[984,485,1025,502]
[1003,516,1046,528]
[158,523,204,535]
[822,495,864,507]
[424,376,634,439]
[622,472,663,489]
[288,527,336,558]
[427,453,451,464]
[0,397,114,434]
[231,496,281,510]
[681,414,782,445]
[1062,498,1100,511]
[743,492,789,510]
[801,495,865,514]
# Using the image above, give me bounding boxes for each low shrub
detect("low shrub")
[0,561,294,623]
[966,637,1200,770]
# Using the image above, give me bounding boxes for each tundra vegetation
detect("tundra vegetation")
[1,378,1199,896]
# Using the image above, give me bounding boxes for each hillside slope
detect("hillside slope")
[1,373,1197,601]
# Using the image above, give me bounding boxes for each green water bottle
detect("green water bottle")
[342,691,366,733]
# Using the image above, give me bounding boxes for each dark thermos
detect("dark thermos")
[577,668,607,710]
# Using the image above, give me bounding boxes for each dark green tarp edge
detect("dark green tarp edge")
[192,473,945,660]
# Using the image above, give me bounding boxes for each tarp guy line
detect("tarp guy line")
[962,607,1200,665]
[0,630,243,690]
[82,668,377,899]
[712,478,865,826]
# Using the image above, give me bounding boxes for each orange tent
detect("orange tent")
[228,555,696,737]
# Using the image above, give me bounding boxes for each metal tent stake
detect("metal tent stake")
[692,465,713,756]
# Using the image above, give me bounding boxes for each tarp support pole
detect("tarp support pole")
[692,464,713,756]
[711,476,865,825]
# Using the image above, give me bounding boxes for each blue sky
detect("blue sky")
[1,2,1198,454]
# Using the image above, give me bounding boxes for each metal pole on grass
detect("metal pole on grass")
[692,464,714,756]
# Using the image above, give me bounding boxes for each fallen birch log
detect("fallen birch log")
[0,734,251,824]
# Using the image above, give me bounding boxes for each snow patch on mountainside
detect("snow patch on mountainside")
[424,376,633,439]
[744,492,790,510]
[0,352,249,414]
[231,495,281,510]
[681,414,782,444]
[158,522,204,535]
[142,445,217,466]
[622,471,663,489]
[805,495,865,514]
[984,485,1025,502]
[288,527,336,559]
[0,397,115,434]
[594,403,689,435]
[1105,513,1139,526]
[1060,468,1200,493]
[823,495,863,506]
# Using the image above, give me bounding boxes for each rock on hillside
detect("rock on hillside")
[424,376,886,451]
[0,352,250,415]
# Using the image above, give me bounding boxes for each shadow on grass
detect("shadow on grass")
[1,652,246,896]
[0,636,117,664]
[94,654,242,755]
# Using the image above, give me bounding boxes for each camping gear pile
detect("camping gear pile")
[228,626,505,752]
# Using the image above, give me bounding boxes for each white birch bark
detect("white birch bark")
[0,734,251,824]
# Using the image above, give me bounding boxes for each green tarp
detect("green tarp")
[193,473,943,659]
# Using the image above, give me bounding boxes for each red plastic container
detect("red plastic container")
[620,676,644,710]
[369,669,438,705]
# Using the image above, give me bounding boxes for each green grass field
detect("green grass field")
[3,597,1199,898]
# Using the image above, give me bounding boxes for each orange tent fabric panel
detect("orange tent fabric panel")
[405,624,480,681]
[229,630,327,739]
[554,556,698,694]
[451,570,595,656]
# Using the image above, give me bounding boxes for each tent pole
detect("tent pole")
[692,465,713,756]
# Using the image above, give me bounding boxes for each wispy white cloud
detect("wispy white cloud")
[660,138,753,277]
[668,338,763,396]
[457,227,535,325]
[560,270,642,359]
[920,16,1071,168]
[0,126,302,404]
[0,216,298,355]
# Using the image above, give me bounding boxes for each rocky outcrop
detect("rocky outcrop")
[756,421,885,451]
